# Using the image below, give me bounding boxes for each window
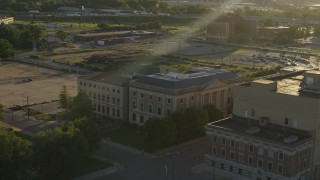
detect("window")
[303,148,308,156]
[107,96,109,102]
[212,145,217,155]
[157,107,161,115]
[191,96,194,100]
[158,97,161,102]
[117,98,120,105]
[132,113,136,121]
[277,164,283,174]
[93,93,96,99]
[97,105,100,112]
[221,138,226,145]
[167,99,171,104]
[140,93,144,98]
[93,103,96,110]
[258,146,264,155]
[148,105,152,113]
[213,136,217,143]
[112,88,115,93]
[102,95,105,101]
[239,153,244,163]
[251,109,255,117]
[304,159,308,169]
[117,110,120,117]
[284,118,289,125]
[89,83,92,87]
[112,108,115,116]
[149,95,152,100]
[268,149,273,158]
[117,89,120,93]
[140,116,144,123]
[102,106,105,113]
[278,152,284,161]
[267,162,273,171]
[221,149,226,157]
[84,82,86,86]
[107,87,109,91]
[107,107,109,114]
[230,140,235,148]
[239,142,244,150]
[248,156,253,165]
[230,151,235,160]
[249,144,254,153]
[133,91,136,96]
[93,84,96,88]
[112,97,115,104]
[258,158,263,168]
[80,81,82,85]
[180,98,183,104]
[167,110,171,115]
[229,166,233,172]
[98,94,100,100]
[102,86,105,90]
[132,101,136,108]
[140,103,144,110]
[227,97,231,104]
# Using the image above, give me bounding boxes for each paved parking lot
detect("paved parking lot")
[0,62,77,108]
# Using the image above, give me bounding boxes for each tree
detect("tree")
[314,26,320,36]
[0,132,32,180]
[71,117,102,152]
[203,105,222,123]
[56,30,68,42]
[59,85,71,112]
[0,26,20,46]
[0,39,14,58]
[144,117,177,151]
[34,124,89,177]
[68,92,94,121]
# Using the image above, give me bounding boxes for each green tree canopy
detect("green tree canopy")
[0,38,14,58]
[0,132,32,180]
[71,117,102,152]
[68,92,94,121]
[59,85,71,111]
[34,124,89,177]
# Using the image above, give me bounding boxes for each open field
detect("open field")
[0,63,77,108]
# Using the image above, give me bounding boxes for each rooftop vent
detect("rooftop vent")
[283,135,299,144]
[245,127,261,134]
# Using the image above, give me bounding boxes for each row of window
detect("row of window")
[132,113,144,123]
[132,101,172,115]
[79,81,121,93]
[84,91,121,105]
[93,104,121,118]
[213,148,284,174]
[132,92,172,104]
[214,136,285,160]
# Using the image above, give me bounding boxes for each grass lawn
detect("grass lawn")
[103,127,145,150]
[34,114,53,121]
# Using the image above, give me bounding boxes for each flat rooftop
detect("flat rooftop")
[79,72,130,85]
[207,116,312,148]
[134,67,238,90]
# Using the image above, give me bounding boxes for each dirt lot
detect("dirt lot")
[0,62,77,108]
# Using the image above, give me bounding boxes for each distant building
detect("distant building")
[0,17,14,25]
[78,73,130,123]
[206,14,257,43]
[205,70,320,179]
[128,67,241,126]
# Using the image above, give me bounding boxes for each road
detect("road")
[2,109,59,136]
[94,140,211,180]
